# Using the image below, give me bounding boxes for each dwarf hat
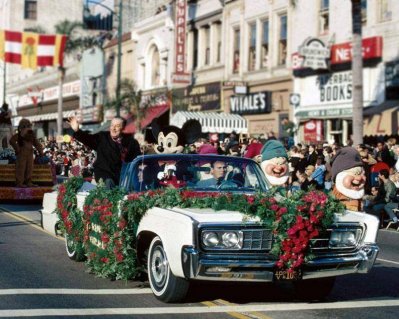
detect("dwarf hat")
[261,140,288,161]
[331,147,363,180]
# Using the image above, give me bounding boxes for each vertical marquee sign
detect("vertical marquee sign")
[172,0,191,84]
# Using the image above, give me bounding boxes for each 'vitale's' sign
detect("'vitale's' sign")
[230,92,271,115]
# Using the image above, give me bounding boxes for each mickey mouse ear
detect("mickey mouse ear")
[182,119,202,144]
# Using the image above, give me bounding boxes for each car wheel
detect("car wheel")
[148,236,189,303]
[293,277,336,301]
[65,233,85,261]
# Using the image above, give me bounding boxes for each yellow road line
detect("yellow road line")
[201,300,260,319]
[0,209,62,241]
[215,299,273,319]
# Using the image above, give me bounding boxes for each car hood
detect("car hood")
[172,207,260,224]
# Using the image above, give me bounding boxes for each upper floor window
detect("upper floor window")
[192,29,198,69]
[319,0,329,34]
[215,22,222,63]
[204,26,211,65]
[278,14,287,66]
[361,0,367,24]
[151,46,160,87]
[24,0,37,20]
[378,0,392,22]
[261,20,269,68]
[233,28,240,73]
[248,23,256,71]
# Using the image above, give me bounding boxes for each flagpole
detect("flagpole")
[2,60,5,105]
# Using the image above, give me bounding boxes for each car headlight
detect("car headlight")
[329,230,361,248]
[202,232,219,247]
[202,230,243,249]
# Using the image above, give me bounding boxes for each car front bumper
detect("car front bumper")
[182,244,379,282]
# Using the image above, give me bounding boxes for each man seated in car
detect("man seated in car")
[196,160,227,188]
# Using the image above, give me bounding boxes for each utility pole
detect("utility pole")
[351,0,363,145]
[57,67,65,141]
[116,0,123,117]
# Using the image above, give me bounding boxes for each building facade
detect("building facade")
[291,0,399,144]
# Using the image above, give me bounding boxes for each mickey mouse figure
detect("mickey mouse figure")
[151,118,202,188]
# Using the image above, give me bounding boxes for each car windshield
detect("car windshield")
[120,154,268,193]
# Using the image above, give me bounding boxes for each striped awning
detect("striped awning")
[14,110,76,124]
[170,111,248,134]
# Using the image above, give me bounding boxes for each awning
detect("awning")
[14,110,76,124]
[363,106,398,136]
[170,111,248,134]
[364,100,399,116]
[124,104,169,134]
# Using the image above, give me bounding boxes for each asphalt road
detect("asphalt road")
[0,204,399,319]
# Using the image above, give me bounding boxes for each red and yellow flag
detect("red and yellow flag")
[0,29,67,69]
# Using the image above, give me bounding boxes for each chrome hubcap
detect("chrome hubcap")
[151,246,168,287]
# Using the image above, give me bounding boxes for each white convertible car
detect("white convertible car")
[42,154,379,302]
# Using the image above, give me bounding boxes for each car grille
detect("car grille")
[241,229,273,251]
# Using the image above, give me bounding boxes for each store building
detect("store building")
[291,0,399,144]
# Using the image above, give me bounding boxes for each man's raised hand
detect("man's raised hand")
[67,116,79,132]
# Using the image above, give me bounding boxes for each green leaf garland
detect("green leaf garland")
[56,177,345,280]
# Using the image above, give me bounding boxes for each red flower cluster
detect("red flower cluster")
[276,193,327,270]
[180,190,220,200]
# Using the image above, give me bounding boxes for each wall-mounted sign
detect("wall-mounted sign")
[298,38,330,70]
[385,60,399,100]
[230,91,271,115]
[76,105,103,124]
[172,0,191,84]
[172,82,221,113]
[18,81,80,107]
[330,36,383,65]
[304,120,323,142]
[290,93,300,107]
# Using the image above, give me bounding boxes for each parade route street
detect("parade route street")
[0,204,399,319]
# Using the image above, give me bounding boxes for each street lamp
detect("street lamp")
[83,0,122,118]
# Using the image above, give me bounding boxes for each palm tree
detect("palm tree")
[106,78,155,132]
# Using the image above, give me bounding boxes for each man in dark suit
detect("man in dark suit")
[68,116,141,189]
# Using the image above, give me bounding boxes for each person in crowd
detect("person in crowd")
[9,119,43,188]
[368,169,398,224]
[244,137,263,162]
[196,160,227,188]
[280,117,295,149]
[323,146,334,190]
[376,141,394,166]
[296,170,318,191]
[306,144,318,166]
[68,116,141,189]
[0,102,13,149]
[310,155,326,190]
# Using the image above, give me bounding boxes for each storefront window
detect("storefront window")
[261,20,269,68]
[233,28,240,73]
[278,15,287,66]
[248,23,256,71]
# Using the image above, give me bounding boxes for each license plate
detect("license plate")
[273,269,302,281]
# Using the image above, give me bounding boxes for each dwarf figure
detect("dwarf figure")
[9,119,43,188]
[331,147,366,212]
[260,140,289,187]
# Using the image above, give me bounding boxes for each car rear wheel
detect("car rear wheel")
[148,236,189,303]
[293,277,336,301]
[65,233,85,261]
